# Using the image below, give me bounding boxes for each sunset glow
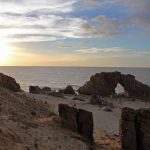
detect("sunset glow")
[0,42,13,64]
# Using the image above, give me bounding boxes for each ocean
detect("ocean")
[0,67,150,92]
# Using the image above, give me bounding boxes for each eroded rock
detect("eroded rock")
[0,73,21,92]
[78,71,150,99]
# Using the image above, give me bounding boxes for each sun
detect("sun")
[0,42,13,65]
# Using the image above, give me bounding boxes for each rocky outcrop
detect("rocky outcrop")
[59,104,93,141]
[59,85,75,94]
[120,107,150,150]
[0,73,21,92]
[78,71,150,99]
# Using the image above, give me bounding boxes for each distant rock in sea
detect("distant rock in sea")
[0,73,21,92]
[78,71,150,99]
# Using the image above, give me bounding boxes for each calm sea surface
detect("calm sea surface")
[0,67,150,92]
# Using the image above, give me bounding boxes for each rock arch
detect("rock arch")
[78,72,150,99]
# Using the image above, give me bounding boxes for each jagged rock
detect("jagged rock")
[60,85,75,94]
[59,104,78,132]
[0,73,21,92]
[78,71,150,99]
[78,109,94,141]
[29,86,42,94]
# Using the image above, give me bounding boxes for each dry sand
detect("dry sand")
[20,92,150,137]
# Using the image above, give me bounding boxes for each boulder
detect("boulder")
[60,85,75,94]
[42,87,51,94]
[29,86,42,94]
[59,104,78,132]
[0,73,21,92]
[42,87,51,92]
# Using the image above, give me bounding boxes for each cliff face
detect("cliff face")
[0,73,21,92]
[78,71,150,99]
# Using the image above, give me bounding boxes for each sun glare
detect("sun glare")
[0,42,13,65]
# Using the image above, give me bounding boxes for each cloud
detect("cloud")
[76,47,125,54]
[80,15,122,37]
[121,0,150,29]
[0,0,89,42]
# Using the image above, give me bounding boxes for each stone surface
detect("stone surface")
[59,104,78,132]
[60,85,75,94]
[120,108,150,150]
[58,104,94,141]
[29,86,42,94]
[78,109,94,141]
[0,73,21,92]
[78,71,150,99]
[120,108,137,150]
[42,87,51,92]
[136,109,150,150]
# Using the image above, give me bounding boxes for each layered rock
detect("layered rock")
[120,108,150,150]
[0,73,21,92]
[78,71,150,99]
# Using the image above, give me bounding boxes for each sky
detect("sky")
[0,0,150,67]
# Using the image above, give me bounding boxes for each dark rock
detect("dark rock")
[120,108,137,150]
[29,86,42,94]
[60,85,75,94]
[78,71,121,96]
[59,104,78,132]
[42,87,51,92]
[58,104,94,141]
[78,109,94,141]
[78,71,150,100]
[136,109,150,150]
[120,108,150,150]
[90,95,100,105]
[0,73,21,92]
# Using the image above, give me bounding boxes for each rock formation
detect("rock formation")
[0,73,21,92]
[78,71,150,99]
[29,86,43,94]
[59,85,75,94]
[59,104,93,141]
[120,107,150,150]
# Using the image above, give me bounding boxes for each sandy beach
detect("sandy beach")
[20,92,150,137]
